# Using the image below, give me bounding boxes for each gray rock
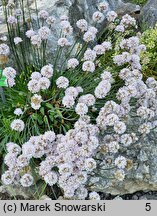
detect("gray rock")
[0,0,140,68]
[0,0,140,35]
[88,117,157,195]
[140,0,157,28]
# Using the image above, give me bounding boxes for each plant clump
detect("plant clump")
[0,0,157,200]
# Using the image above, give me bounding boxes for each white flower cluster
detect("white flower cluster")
[31,94,43,110]
[10,119,25,132]
[46,16,56,25]
[58,38,71,47]
[2,119,100,199]
[78,94,96,107]
[60,20,73,35]
[95,30,157,183]
[62,86,81,108]
[67,58,79,69]
[0,43,10,56]
[27,65,53,109]
[82,41,111,73]
[28,66,52,92]
[26,30,36,38]
[98,2,109,12]
[14,37,23,45]
[39,10,49,20]
[38,26,51,40]
[120,14,136,28]
[2,67,16,87]
[7,16,17,25]
[14,108,23,116]
[92,11,105,23]
[106,11,117,22]
[95,71,112,99]
[76,19,88,32]
[82,61,95,73]
[56,76,69,89]
[25,11,54,47]
[115,14,136,33]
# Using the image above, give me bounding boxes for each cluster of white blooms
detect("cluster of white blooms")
[2,118,100,199]
[56,76,69,89]
[58,38,71,47]
[98,2,109,12]
[60,20,73,35]
[62,86,81,108]
[25,30,36,38]
[0,35,7,42]
[83,49,97,61]
[82,61,95,73]
[78,94,96,106]
[115,156,127,169]
[94,44,105,55]
[28,65,53,94]
[92,11,104,23]
[2,67,16,87]
[25,11,54,47]
[27,65,53,109]
[20,174,34,187]
[39,10,49,20]
[0,43,10,56]
[76,19,88,32]
[14,108,23,116]
[79,20,99,43]
[120,14,136,28]
[10,119,25,132]
[75,103,88,116]
[46,16,56,25]
[62,95,75,108]
[106,11,117,22]
[94,31,157,171]
[83,30,97,42]
[31,35,42,47]
[31,94,43,110]
[102,41,112,51]
[82,40,112,72]
[120,133,138,147]
[7,16,17,24]
[113,39,157,139]
[95,71,112,99]
[14,37,23,45]
[115,25,125,33]
[38,26,51,40]
[115,14,136,33]
[41,65,53,78]
[67,58,79,69]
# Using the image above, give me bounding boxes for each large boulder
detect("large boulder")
[140,0,157,28]
[0,0,140,35]
[0,0,140,67]
[89,116,157,195]
[28,0,141,24]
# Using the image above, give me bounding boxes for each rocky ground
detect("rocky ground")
[0,190,157,200]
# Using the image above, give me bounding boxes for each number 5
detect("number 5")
[145,203,151,211]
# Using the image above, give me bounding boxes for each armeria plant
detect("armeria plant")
[0,0,157,200]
